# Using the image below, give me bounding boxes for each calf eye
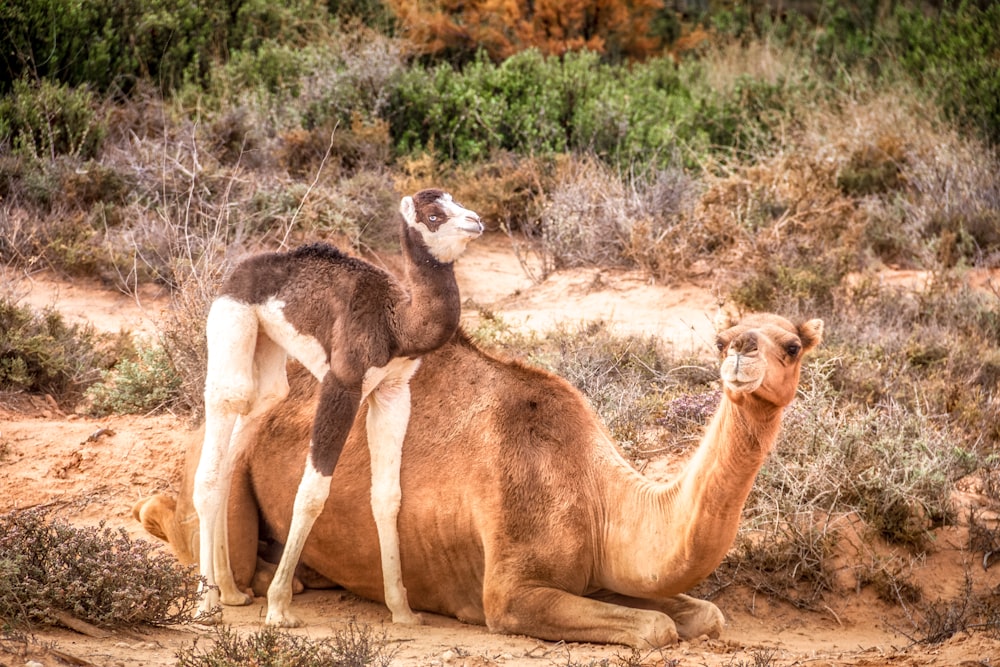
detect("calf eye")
[428,215,438,222]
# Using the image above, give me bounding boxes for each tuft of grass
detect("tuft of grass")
[717,517,840,611]
[723,649,779,667]
[856,555,923,606]
[0,507,200,629]
[175,621,396,667]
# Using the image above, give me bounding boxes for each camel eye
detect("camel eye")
[785,342,801,357]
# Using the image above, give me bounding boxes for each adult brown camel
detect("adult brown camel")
[135,311,823,647]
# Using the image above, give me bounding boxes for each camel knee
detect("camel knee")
[192,472,226,519]
[370,481,402,524]
[292,464,332,518]
[205,381,256,416]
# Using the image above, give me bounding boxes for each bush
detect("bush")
[387,49,790,170]
[175,622,396,667]
[0,507,200,628]
[0,79,105,160]
[0,297,121,399]
[84,344,183,416]
[894,2,1000,145]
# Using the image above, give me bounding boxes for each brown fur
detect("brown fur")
[138,313,822,647]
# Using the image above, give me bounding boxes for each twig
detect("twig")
[281,121,340,250]
[52,611,113,638]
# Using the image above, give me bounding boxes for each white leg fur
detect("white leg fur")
[266,459,332,627]
[364,358,422,625]
[196,297,289,619]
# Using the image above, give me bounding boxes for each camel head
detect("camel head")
[400,189,484,264]
[714,312,823,409]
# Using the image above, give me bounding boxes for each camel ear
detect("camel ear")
[399,195,416,226]
[798,319,824,353]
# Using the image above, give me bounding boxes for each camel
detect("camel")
[193,188,483,627]
[136,311,823,647]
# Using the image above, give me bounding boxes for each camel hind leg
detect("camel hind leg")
[363,357,423,625]
[196,297,288,619]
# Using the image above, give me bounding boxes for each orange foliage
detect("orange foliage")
[387,0,668,62]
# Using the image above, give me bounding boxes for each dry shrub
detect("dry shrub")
[902,573,1000,644]
[708,517,840,610]
[0,507,199,629]
[207,106,266,168]
[836,134,907,197]
[858,556,923,606]
[620,167,702,281]
[540,155,632,270]
[449,152,554,232]
[176,622,396,667]
[277,115,391,180]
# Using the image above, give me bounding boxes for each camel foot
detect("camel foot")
[220,589,253,606]
[195,603,224,625]
[265,606,303,628]
[391,609,424,626]
[634,611,679,648]
[664,595,725,640]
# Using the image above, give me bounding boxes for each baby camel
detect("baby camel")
[194,189,482,627]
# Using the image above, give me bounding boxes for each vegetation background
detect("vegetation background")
[1,0,999,663]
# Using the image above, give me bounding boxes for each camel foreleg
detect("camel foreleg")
[364,357,422,625]
[265,459,331,627]
[484,584,680,649]
[587,591,725,640]
[265,373,358,627]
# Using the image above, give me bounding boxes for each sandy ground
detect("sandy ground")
[2,234,999,666]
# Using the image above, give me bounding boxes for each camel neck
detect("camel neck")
[669,395,783,577]
[598,395,784,597]
[395,226,462,356]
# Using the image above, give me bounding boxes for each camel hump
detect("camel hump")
[132,493,177,543]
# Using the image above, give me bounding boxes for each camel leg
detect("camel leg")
[217,333,290,600]
[484,584,680,649]
[364,358,422,625]
[194,297,260,619]
[265,374,359,628]
[197,300,293,619]
[587,592,726,640]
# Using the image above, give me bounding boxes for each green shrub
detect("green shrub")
[84,344,183,416]
[0,507,200,628]
[0,297,120,398]
[894,2,1000,144]
[0,79,105,160]
[0,0,223,95]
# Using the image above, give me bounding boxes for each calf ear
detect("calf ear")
[399,195,416,225]
[798,319,824,352]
